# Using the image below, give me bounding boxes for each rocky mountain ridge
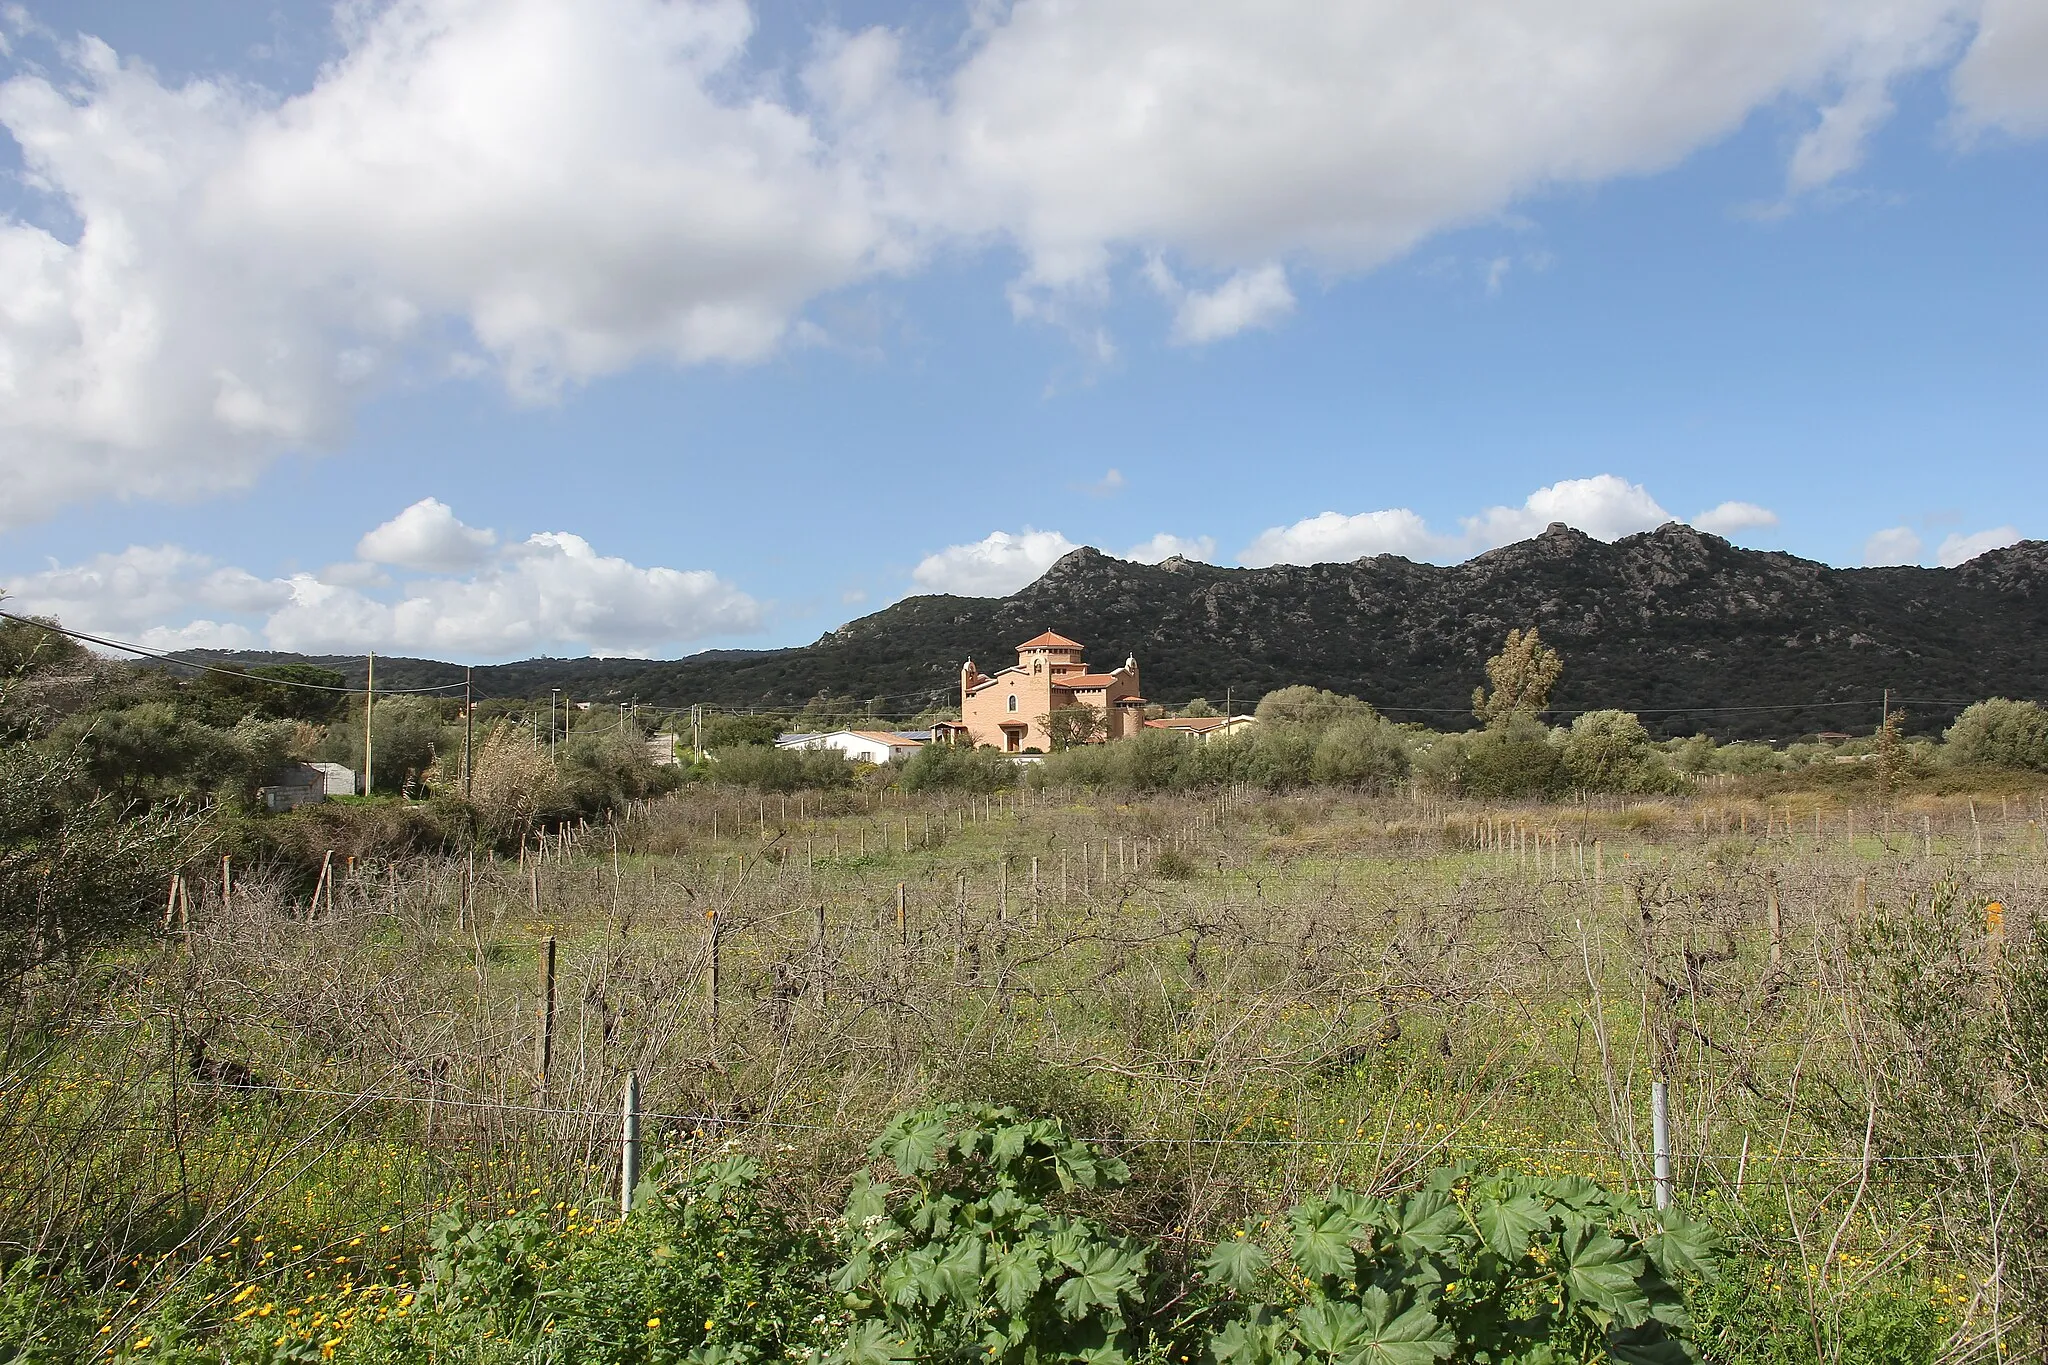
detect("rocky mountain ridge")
[175,523,2048,740]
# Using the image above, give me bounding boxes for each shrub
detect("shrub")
[1943,698,2048,771]
[1460,718,1565,799]
[1310,717,1411,790]
[832,1104,1150,1365]
[1203,1166,1717,1365]
[1254,686,1377,733]
[902,743,1020,793]
[1560,710,1669,793]
[708,744,857,792]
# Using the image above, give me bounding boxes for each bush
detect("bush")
[1203,1166,1717,1365]
[1310,717,1411,790]
[708,744,856,792]
[1460,717,1565,799]
[1560,710,1671,793]
[1253,686,1377,732]
[902,743,1020,793]
[1943,698,2048,771]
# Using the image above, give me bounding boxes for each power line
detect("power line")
[0,612,466,696]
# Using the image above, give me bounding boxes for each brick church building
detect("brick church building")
[941,632,1146,752]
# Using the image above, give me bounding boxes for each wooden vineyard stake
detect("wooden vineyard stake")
[1767,878,1784,972]
[536,935,557,1093]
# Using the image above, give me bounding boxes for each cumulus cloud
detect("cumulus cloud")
[1692,501,1781,536]
[1952,0,2048,136]
[1937,525,2022,567]
[0,1,2040,528]
[1,504,760,658]
[1146,260,1295,344]
[1862,526,1924,565]
[1124,533,1217,564]
[1239,475,1686,567]
[910,529,1079,597]
[1239,508,1444,568]
[357,497,496,571]
[0,0,904,527]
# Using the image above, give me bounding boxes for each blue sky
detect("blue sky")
[2,1,2044,662]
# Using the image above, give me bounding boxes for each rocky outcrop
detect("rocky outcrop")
[183,526,2048,740]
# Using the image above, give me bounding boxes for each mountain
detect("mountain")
[173,523,2048,740]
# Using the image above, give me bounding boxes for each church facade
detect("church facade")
[950,632,1146,752]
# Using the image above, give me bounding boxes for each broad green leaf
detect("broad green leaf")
[1054,1245,1139,1320]
[1390,1192,1464,1261]
[1202,1237,1272,1292]
[933,1235,985,1303]
[1290,1199,1365,1279]
[837,1319,916,1365]
[1471,1192,1552,1262]
[991,1123,1031,1165]
[991,1244,1045,1314]
[1292,1299,1369,1358]
[884,1116,950,1175]
[1606,1320,1695,1365]
[1646,1206,1723,1286]
[1562,1225,1650,1326]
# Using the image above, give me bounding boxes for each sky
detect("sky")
[0,0,2044,663]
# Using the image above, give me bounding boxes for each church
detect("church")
[939,632,1146,752]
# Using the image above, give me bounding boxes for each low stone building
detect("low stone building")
[955,632,1146,752]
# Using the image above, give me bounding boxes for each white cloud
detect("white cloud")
[935,0,1978,299]
[1124,533,1216,564]
[1863,526,1924,565]
[0,1,2040,528]
[1239,508,1444,567]
[1692,501,1781,536]
[0,0,905,527]
[1082,468,1127,497]
[1952,0,2048,137]
[357,497,497,571]
[2,505,760,658]
[1147,260,1295,344]
[1239,474,1678,567]
[1937,525,2022,567]
[910,528,1078,597]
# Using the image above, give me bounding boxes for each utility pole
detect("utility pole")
[463,667,475,800]
[363,650,375,798]
[550,688,560,761]
[693,703,703,760]
[1881,687,1890,732]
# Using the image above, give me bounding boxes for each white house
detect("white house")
[775,729,925,764]
[307,761,358,796]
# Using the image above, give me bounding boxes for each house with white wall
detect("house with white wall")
[775,729,925,764]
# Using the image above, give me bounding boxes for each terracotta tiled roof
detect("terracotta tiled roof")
[1146,716,1226,732]
[1017,631,1083,650]
[1055,674,1121,688]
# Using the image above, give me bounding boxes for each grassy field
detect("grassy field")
[4,782,2044,1362]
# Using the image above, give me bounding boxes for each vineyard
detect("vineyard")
[4,782,2045,1362]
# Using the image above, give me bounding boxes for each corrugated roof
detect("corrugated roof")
[1017,630,1083,649]
[851,730,923,747]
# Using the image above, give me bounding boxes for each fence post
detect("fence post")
[1651,1079,1672,1210]
[1767,877,1784,972]
[707,910,721,1042]
[620,1071,642,1218]
[536,935,557,1093]
[814,905,827,1007]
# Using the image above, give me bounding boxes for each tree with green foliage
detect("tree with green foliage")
[1943,698,2048,771]
[0,745,195,986]
[1179,697,1219,717]
[1472,628,1563,729]
[1560,709,1659,793]
[1040,706,1108,751]
[1254,686,1377,732]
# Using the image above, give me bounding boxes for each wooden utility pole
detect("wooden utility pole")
[462,667,475,800]
[363,650,375,797]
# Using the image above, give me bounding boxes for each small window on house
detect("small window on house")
[1008,695,1018,712]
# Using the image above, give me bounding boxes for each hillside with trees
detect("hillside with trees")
[172,524,2048,740]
